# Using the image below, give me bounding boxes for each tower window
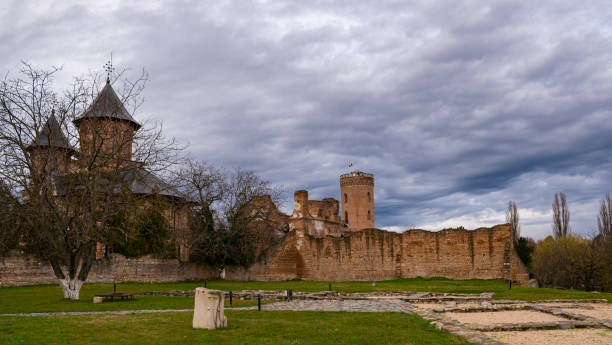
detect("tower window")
[367,210,371,220]
[367,192,371,202]
[345,211,348,223]
[344,193,348,203]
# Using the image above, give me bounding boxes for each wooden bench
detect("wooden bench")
[95,292,135,302]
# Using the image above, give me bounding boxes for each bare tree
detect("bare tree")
[506,201,520,244]
[178,163,285,270]
[176,160,226,267]
[220,168,284,268]
[0,63,180,299]
[552,192,570,239]
[597,193,612,240]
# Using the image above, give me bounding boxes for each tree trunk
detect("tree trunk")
[58,278,84,300]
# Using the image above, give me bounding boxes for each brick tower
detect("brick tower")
[340,170,374,229]
[73,79,141,169]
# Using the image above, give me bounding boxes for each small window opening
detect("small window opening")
[345,211,349,223]
[344,193,348,203]
[367,210,371,220]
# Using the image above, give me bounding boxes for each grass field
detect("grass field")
[2,278,610,345]
[0,310,470,345]
[0,278,609,314]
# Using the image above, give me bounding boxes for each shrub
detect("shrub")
[533,235,607,291]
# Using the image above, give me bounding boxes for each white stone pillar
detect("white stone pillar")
[193,288,227,329]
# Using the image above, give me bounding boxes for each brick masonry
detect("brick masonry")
[0,251,217,286]
[1,224,528,286]
[226,224,529,285]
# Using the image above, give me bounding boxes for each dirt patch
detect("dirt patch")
[444,310,566,324]
[487,329,612,345]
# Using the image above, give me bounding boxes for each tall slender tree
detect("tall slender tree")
[552,192,570,239]
[506,201,520,244]
[597,193,612,240]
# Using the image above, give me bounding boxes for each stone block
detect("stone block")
[527,279,539,288]
[93,296,103,303]
[193,288,227,330]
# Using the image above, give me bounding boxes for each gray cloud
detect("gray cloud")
[2,0,611,238]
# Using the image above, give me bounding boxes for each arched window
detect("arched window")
[367,192,371,202]
[344,193,348,203]
[367,210,371,220]
[345,211,349,223]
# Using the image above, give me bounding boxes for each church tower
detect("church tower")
[73,80,141,169]
[27,112,74,175]
[340,170,374,229]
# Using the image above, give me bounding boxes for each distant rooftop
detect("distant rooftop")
[340,170,373,178]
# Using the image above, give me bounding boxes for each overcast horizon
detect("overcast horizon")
[2,1,611,239]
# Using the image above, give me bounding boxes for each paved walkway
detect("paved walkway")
[261,299,412,313]
[0,300,411,317]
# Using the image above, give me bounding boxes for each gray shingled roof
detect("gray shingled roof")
[27,113,73,151]
[52,167,188,201]
[73,81,141,130]
[122,168,186,199]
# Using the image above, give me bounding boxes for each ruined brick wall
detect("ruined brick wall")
[231,224,530,285]
[0,251,217,287]
[225,231,298,281]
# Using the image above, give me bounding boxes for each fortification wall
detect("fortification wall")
[1,225,529,286]
[225,232,298,281]
[0,251,217,287]
[231,224,530,285]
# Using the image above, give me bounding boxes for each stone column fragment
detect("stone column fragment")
[193,287,227,329]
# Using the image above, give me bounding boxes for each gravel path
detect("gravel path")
[0,300,412,317]
[261,299,412,313]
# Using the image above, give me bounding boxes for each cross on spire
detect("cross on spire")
[104,53,114,84]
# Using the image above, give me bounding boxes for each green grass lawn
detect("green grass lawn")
[0,283,257,314]
[0,310,470,345]
[0,278,609,314]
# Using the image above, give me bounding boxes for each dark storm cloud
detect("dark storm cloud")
[2,0,611,238]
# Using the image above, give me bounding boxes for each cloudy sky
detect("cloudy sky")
[2,0,611,238]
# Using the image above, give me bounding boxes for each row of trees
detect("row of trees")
[507,193,612,291]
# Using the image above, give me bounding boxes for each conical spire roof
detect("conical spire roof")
[27,112,73,151]
[73,81,141,130]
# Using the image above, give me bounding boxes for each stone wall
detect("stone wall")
[0,251,217,287]
[1,224,529,286]
[227,224,530,285]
